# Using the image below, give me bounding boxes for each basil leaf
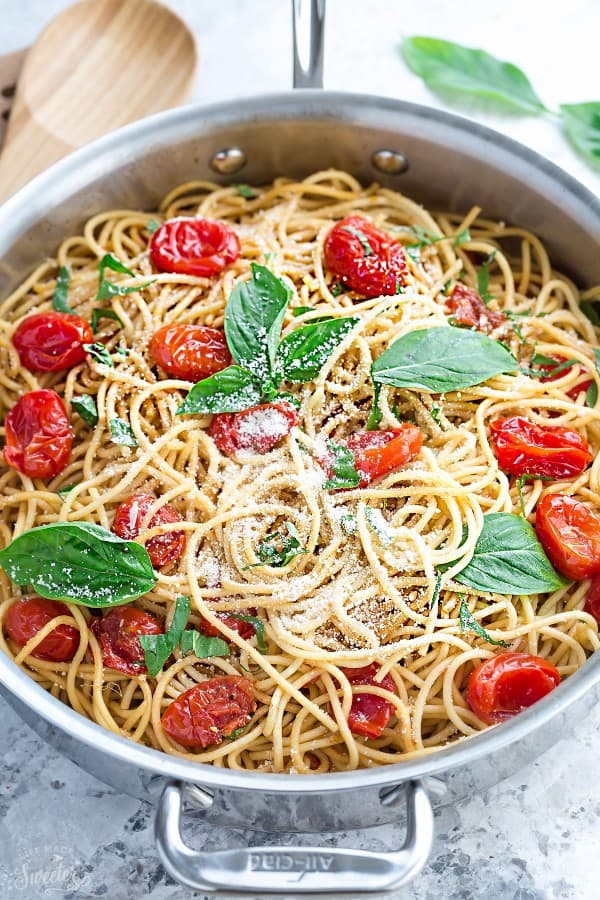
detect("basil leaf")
[228,725,249,740]
[84,342,114,368]
[520,355,579,379]
[365,506,394,547]
[224,264,292,390]
[233,183,258,199]
[96,253,153,301]
[179,629,230,660]
[585,347,600,408]
[276,316,358,384]
[72,394,98,427]
[430,572,443,609]
[476,251,496,302]
[405,225,470,252]
[57,483,77,500]
[459,596,509,647]
[515,473,554,517]
[146,218,161,234]
[52,266,75,314]
[559,103,600,170]
[455,512,567,595]
[330,282,345,297]
[401,37,546,114]
[255,522,307,568]
[109,417,138,447]
[341,225,372,256]
[430,403,441,425]
[580,300,600,326]
[227,614,267,653]
[176,365,263,416]
[139,595,190,676]
[91,307,125,334]
[322,440,360,490]
[366,382,383,429]
[0,522,156,606]
[372,326,517,393]
[292,306,314,317]
[453,229,471,248]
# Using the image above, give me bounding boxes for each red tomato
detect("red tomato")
[466,651,560,725]
[112,493,186,568]
[150,218,240,277]
[446,284,506,334]
[585,577,600,624]
[536,494,600,580]
[161,675,256,748]
[90,607,162,675]
[149,324,231,382]
[4,389,73,479]
[5,597,79,662]
[12,311,93,372]
[209,400,299,455]
[536,357,593,402]
[324,215,408,298]
[201,607,258,642]
[490,416,591,479]
[340,663,397,739]
[320,426,422,488]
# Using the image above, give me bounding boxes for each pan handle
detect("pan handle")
[292,0,326,89]
[155,779,434,894]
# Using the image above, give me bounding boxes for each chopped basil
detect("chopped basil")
[176,365,263,416]
[586,349,600,407]
[366,382,383,429]
[341,225,372,256]
[430,403,441,425]
[340,513,357,535]
[515,473,554,517]
[292,306,314,317]
[233,183,258,199]
[275,316,358,383]
[559,103,600,170]
[179,629,230,660]
[84,342,114,368]
[254,522,308,568]
[580,300,600,326]
[227,614,267,652]
[115,346,129,357]
[476,251,496,303]
[430,572,443,609]
[520,353,578,379]
[146,218,161,235]
[91,307,125,334]
[139,596,191,676]
[405,225,470,255]
[52,266,75,314]
[228,725,250,740]
[0,522,156,607]
[109,417,138,447]
[96,253,153,302]
[323,440,360,490]
[71,394,99,427]
[372,326,517,393]
[458,596,509,646]
[57,484,77,500]
[330,282,345,297]
[364,506,394,547]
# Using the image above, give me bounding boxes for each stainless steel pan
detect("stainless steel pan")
[0,1,599,893]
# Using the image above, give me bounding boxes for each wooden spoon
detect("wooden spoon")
[0,0,197,203]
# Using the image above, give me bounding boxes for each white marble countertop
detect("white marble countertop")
[0,1,599,898]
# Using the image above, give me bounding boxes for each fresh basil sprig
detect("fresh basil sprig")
[458,596,509,647]
[323,440,360,490]
[91,307,125,334]
[0,522,156,606]
[52,266,75,314]
[455,513,567,595]
[72,394,99,427]
[372,326,517,393]
[96,253,153,302]
[109,417,138,447]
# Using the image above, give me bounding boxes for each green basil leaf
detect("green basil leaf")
[459,596,509,646]
[366,382,383,429]
[515,473,554,517]
[559,103,600,170]
[430,572,443,609]
[476,251,496,302]
[109,417,138,447]
[276,316,358,383]
[255,521,307,568]
[91,307,125,334]
[580,300,600,326]
[139,595,190,676]
[52,266,75,314]
[364,506,395,547]
[372,326,517,393]
[330,282,345,297]
[292,306,314,317]
[233,183,258,199]
[322,440,360,490]
[227,614,267,653]
[341,225,373,256]
[0,522,156,606]
[146,218,161,235]
[57,483,77,500]
[224,264,292,390]
[585,347,600,408]
[176,365,263,416]
[84,342,114,368]
[453,229,471,248]
[71,394,99,427]
[96,253,153,301]
[401,37,546,114]
[228,725,250,740]
[430,403,441,425]
[455,512,568,595]
[179,629,230,660]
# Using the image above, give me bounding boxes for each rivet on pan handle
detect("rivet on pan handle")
[292,0,326,89]
[155,779,434,894]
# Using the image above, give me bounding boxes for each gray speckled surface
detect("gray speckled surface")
[0,1,599,897]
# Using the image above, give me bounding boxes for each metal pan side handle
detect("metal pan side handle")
[155,779,434,894]
[292,0,326,89]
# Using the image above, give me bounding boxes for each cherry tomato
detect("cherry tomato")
[161,675,256,748]
[446,284,506,334]
[112,493,186,568]
[5,597,79,662]
[585,577,600,624]
[150,218,240,277]
[466,651,560,725]
[340,663,397,739]
[319,426,422,488]
[200,607,258,642]
[149,324,231,382]
[4,389,73,479]
[536,356,593,402]
[90,607,162,675]
[536,493,600,580]
[209,400,299,456]
[324,215,408,298]
[490,416,591,479]
[12,311,93,372]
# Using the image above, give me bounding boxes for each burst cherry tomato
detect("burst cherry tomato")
[209,400,299,455]
[320,426,422,488]
[112,493,186,568]
[536,494,600,580]
[4,389,73,479]
[340,664,397,739]
[12,311,93,372]
[490,416,591,479]
[536,357,593,402]
[324,215,408,298]
[5,597,79,662]
[90,607,162,675]
[585,577,600,624]
[466,652,560,725]
[201,607,258,642]
[446,284,506,334]
[149,324,231,382]
[161,675,256,748]
[150,218,240,277]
